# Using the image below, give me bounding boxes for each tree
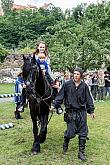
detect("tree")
[1,0,14,15]
[0,1,110,70]
[0,44,8,62]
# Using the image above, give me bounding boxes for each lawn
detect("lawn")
[0,83,14,94]
[0,100,110,165]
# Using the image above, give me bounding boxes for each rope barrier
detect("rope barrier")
[0,93,21,98]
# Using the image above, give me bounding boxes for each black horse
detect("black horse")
[22,54,52,154]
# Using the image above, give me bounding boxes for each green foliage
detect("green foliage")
[0,44,9,62]
[0,1,110,70]
[1,0,14,15]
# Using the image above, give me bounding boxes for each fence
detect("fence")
[0,93,21,98]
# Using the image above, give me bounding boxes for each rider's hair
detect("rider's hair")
[33,41,49,57]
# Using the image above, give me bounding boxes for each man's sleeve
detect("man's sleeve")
[85,84,95,114]
[54,83,65,109]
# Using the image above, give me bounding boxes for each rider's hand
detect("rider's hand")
[23,83,26,88]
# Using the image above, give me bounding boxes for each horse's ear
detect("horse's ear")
[23,54,26,61]
[33,54,36,63]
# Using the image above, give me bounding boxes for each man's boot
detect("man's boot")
[14,111,23,119]
[63,138,69,153]
[78,137,87,161]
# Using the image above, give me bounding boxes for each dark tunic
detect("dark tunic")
[54,79,95,139]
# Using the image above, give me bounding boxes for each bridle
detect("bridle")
[24,57,54,125]
[25,57,53,105]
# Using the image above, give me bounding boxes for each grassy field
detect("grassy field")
[0,83,14,94]
[0,100,110,165]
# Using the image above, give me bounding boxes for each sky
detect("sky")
[14,0,104,11]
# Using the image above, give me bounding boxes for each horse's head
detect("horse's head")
[22,55,39,82]
[22,54,52,101]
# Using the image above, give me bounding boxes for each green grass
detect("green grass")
[0,100,110,165]
[0,83,14,94]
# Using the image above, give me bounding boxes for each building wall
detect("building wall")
[0,2,52,16]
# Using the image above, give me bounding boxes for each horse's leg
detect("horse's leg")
[30,109,40,154]
[39,113,49,143]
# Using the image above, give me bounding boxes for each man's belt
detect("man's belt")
[66,107,85,113]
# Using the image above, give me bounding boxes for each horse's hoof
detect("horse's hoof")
[32,151,38,155]
[31,148,40,155]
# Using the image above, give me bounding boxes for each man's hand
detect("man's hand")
[56,107,63,115]
[90,113,95,119]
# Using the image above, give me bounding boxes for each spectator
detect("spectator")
[104,71,110,98]
[63,71,71,83]
[91,73,98,101]
[14,72,26,119]
[98,70,105,101]
[52,78,61,100]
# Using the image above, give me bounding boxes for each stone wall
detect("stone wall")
[0,54,24,69]
[0,54,26,83]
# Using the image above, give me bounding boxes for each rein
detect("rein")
[28,66,54,125]
[26,61,53,107]
[29,66,54,124]
[36,77,53,102]
[23,56,54,125]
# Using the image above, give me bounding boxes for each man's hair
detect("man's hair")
[74,67,83,77]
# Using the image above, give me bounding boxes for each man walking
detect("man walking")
[53,67,95,161]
